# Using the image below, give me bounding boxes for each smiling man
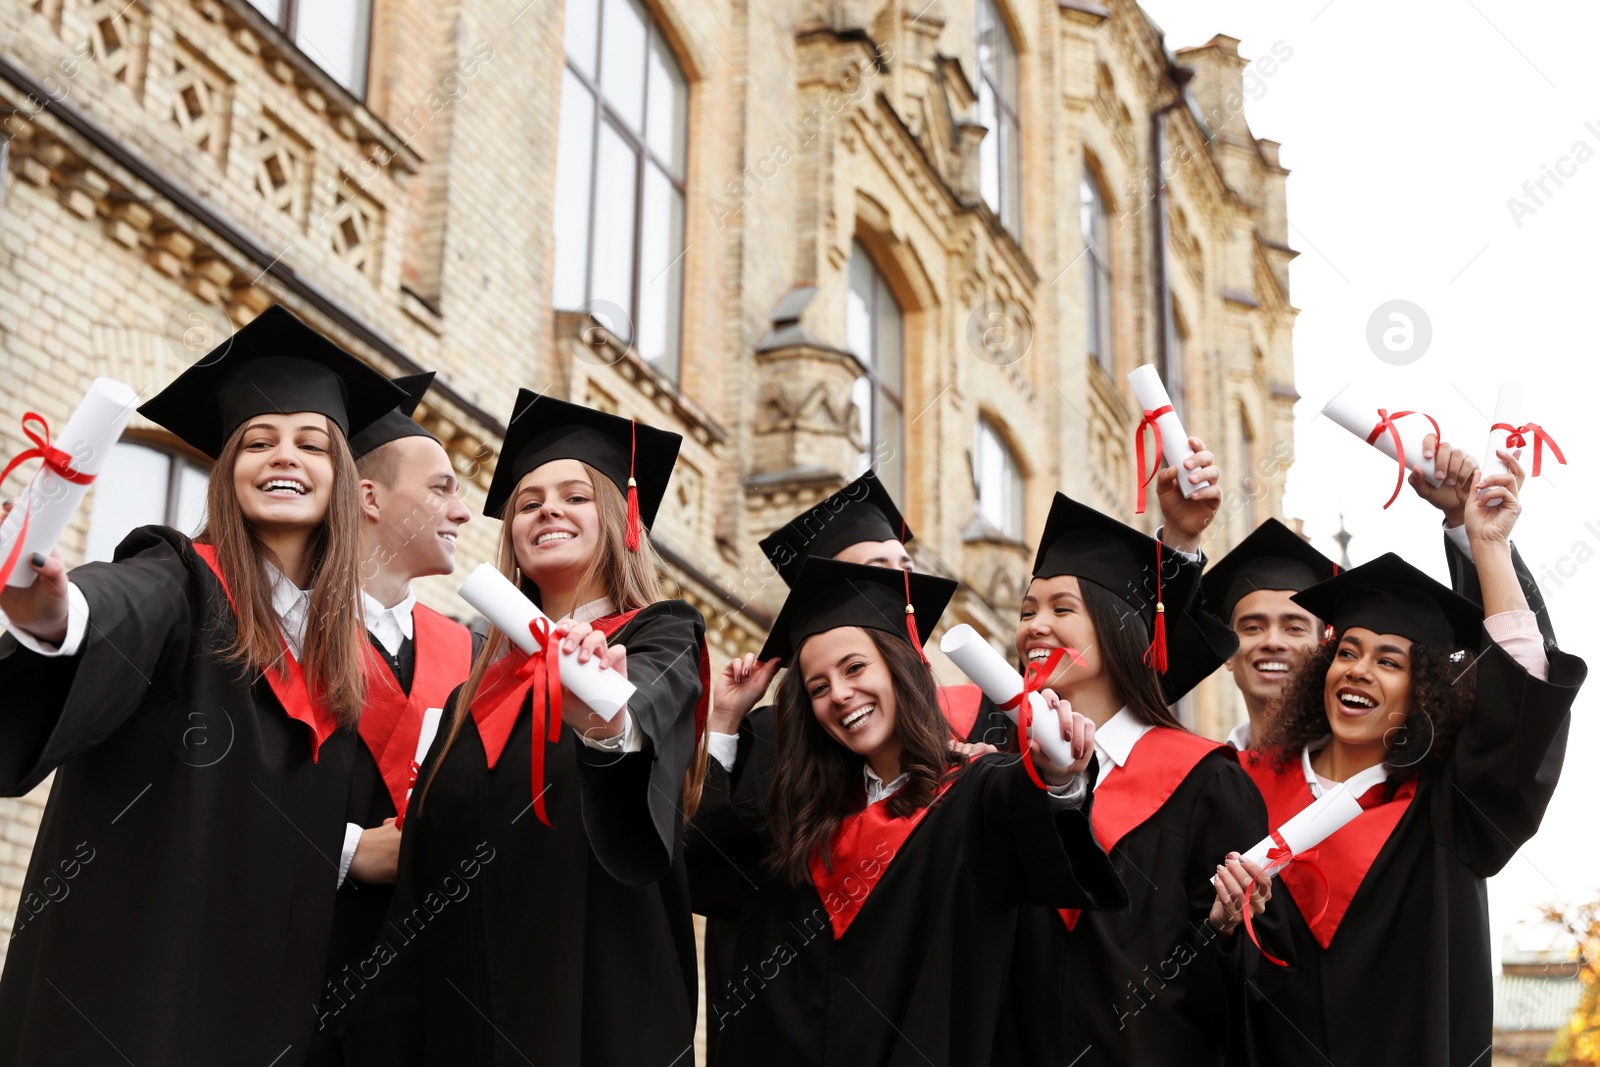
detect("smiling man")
[1202,519,1338,751]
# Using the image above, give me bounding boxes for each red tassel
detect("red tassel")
[902,567,929,666]
[624,420,642,552]
[1144,539,1169,673]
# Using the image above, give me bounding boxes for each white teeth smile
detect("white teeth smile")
[261,480,308,495]
[1256,661,1290,673]
[439,532,457,541]
[1027,649,1054,663]
[537,531,573,545]
[1339,692,1376,709]
[841,705,875,730]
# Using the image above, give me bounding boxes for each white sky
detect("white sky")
[1137,0,1600,961]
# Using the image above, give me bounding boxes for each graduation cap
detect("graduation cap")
[757,470,914,586]
[759,557,956,664]
[138,305,406,459]
[1203,518,1339,624]
[1291,553,1482,650]
[348,372,439,459]
[1030,493,1187,672]
[483,390,681,550]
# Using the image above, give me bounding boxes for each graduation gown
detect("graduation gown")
[1242,638,1585,1066]
[349,600,706,1066]
[689,754,1128,1066]
[310,605,474,1064]
[0,526,359,1065]
[1000,738,1267,1066]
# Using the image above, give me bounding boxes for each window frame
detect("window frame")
[1081,166,1115,372]
[975,0,1021,235]
[845,240,906,502]
[245,0,374,100]
[972,416,1024,540]
[84,438,211,563]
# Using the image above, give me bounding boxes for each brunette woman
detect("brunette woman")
[0,306,405,1064]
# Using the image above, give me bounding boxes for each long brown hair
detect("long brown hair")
[1076,578,1186,729]
[768,628,966,886]
[196,419,367,726]
[418,462,710,816]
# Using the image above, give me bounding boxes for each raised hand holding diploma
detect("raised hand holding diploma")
[1128,364,1209,512]
[1322,386,1444,507]
[1408,435,1479,526]
[1155,435,1222,554]
[939,623,1077,770]
[0,501,69,645]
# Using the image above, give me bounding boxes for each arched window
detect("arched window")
[245,0,372,96]
[84,440,210,563]
[976,0,1020,234]
[845,241,904,502]
[973,417,1023,538]
[554,0,689,380]
[1080,167,1114,371]
[1164,297,1188,421]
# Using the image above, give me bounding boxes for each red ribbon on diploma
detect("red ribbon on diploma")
[1000,647,1065,791]
[1134,406,1173,515]
[1516,423,1565,477]
[0,414,95,588]
[1365,409,1440,509]
[1241,829,1330,968]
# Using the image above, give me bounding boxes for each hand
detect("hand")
[1208,852,1270,936]
[347,818,401,885]
[1464,454,1524,548]
[711,653,782,734]
[1027,689,1095,786]
[554,618,628,738]
[949,738,999,759]
[1155,436,1222,553]
[1409,436,1479,526]
[0,500,70,645]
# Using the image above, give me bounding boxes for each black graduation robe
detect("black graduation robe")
[1242,636,1585,1066]
[0,526,358,1065]
[347,600,706,1066]
[689,753,1127,1066]
[1000,739,1266,1066]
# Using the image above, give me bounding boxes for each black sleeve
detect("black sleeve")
[573,600,707,886]
[1443,532,1556,645]
[0,527,195,794]
[1435,640,1585,876]
[1159,556,1240,706]
[967,755,1128,912]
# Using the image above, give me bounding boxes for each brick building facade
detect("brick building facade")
[0,0,1298,981]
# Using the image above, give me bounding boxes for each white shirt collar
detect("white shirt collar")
[567,597,617,625]
[1226,720,1252,751]
[864,763,910,805]
[362,588,417,657]
[1301,736,1389,800]
[263,561,312,660]
[1094,707,1154,772]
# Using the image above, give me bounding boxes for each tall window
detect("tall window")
[845,241,904,502]
[1164,298,1188,422]
[245,0,372,96]
[1080,169,1114,370]
[976,0,1020,234]
[973,418,1023,538]
[1239,405,1258,530]
[555,0,688,381]
[85,441,209,563]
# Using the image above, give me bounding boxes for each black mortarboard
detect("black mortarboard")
[138,305,405,459]
[1291,553,1482,650]
[348,372,438,459]
[1203,518,1339,623]
[758,470,914,586]
[1030,493,1187,671]
[483,390,681,549]
[759,557,956,663]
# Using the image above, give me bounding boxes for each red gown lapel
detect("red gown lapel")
[1244,754,1415,948]
[1060,727,1228,931]
[193,542,339,760]
[810,779,956,938]
[936,684,985,741]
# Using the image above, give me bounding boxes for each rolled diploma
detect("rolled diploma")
[456,564,635,721]
[1127,364,1207,498]
[399,706,446,819]
[938,624,1076,767]
[1481,383,1523,490]
[1321,387,1443,489]
[1,377,140,587]
[1242,783,1364,879]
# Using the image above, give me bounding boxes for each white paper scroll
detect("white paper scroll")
[1240,762,1388,879]
[1127,364,1207,499]
[938,624,1076,768]
[1321,386,1443,489]
[1,378,140,587]
[456,564,635,721]
[398,706,446,821]
[1481,383,1524,491]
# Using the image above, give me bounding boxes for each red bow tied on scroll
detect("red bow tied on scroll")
[1241,830,1329,968]
[1491,422,1566,478]
[1134,405,1173,515]
[999,647,1066,791]
[0,414,96,587]
[494,618,563,827]
[1365,409,1441,509]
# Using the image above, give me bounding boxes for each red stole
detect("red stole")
[1060,727,1227,931]
[1244,754,1415,948]
[192,543,339,760]
[936,684,985,741]
[358,603,472,819]
[810,778,956,939]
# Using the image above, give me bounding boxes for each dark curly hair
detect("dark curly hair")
[767,628,968,886]
[1258,633,1478,779]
